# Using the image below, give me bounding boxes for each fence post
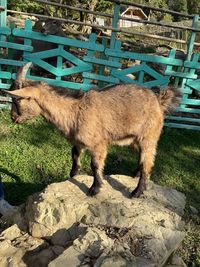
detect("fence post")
[0,0,7,109]
[180,14,199,109]
[110,1,120,49]
[0,0,6,28]
[186,14,199,61]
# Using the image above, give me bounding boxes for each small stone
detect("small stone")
[189,205,199,215]
[0,224,21,241]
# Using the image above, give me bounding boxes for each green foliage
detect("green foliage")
[96,0,113,13]
[187,0,200,15]
[149,0,172,21]
[167,0,188,21]
[7,0,44,14]
[6,0,199,23]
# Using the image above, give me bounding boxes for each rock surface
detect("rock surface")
[0,175,186,267]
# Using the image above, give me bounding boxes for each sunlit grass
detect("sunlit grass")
[0,110,199,207]
[0,109,200,265]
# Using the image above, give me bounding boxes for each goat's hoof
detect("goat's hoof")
[133,170,140,179]
[130,188,143,198]
[70,168,80,178]
[87,186,100,197]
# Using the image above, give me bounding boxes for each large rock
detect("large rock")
[0,175,186,267]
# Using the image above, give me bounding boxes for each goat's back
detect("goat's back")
[77,84,164,144]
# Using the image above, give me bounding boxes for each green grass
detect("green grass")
[0,110,200,266]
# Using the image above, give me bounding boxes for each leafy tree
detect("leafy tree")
[7,0,44,14]
[146,0,170,21]
[96,0,113,13]
[167,0,188,20]
[187,0,200,15]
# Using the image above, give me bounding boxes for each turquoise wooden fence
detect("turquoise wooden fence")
[0,1,200,130]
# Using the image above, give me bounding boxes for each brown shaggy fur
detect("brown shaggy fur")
[6,70,178,197]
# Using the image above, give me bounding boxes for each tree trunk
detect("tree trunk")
[81,0,98,34]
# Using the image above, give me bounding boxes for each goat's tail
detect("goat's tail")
[158,86,181,113]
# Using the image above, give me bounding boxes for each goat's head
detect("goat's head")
[6,63,42,123]
[40,18,63,36]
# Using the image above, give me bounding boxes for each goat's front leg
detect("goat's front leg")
[88,145,107,196]
[70,145,83,178]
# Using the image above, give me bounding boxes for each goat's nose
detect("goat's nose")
[41,28,47,35]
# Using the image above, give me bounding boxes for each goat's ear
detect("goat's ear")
[2,89,31,100]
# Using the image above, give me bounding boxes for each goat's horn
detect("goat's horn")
[15,62,32,88]
[0,89,8,95]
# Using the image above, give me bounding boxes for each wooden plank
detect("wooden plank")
[0,83,11,89]
[13,28,104,51]
[184,60,200,69]
[0,0,6,28]
[182,85,193,94]
[25,48,59,59]
[186,79,200,91]
[26,46,91,68]
[110,2,120,49]
[0,71,11,79]
[26,58,58,75]
[82,33,97,89]
[111,70,136,84]
[176,107,200,114]
[83,72,119,84]
[25,56,92,77]
[111,66,169,87]
[186,15,199,59]
[0,103,11,109]
[165,70,197,79]
[98,37,108,88]
[0,58,25,66]
[143,78,169,88]
[139,62,165,80]
[181,99,200,105]
[11,74,94,91]
[55,45,63,82]
[113,64,144,75]
[60,48,90,66]
[83,56,121,68]
[166,116,200,123]
[164,122,200,131]
[0,41,33,51]
[180,53,199,109]
[59,65,92,77]
[105,49,183,66]
[0,96,11,102]
[0,27,11,35]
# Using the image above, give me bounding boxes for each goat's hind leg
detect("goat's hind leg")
[130,142,156,198]
[88,145,107,197]
[131,142,141,178]
[70,145,83,178]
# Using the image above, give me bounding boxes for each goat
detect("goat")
[3,63,178,198]
[11,19,68,62]
[12,18,87,62]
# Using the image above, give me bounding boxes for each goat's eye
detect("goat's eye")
[52,21,57,25]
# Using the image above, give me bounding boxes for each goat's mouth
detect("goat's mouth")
[41,30,49,36]
[11,101,21,123]
[11,113,22,123]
